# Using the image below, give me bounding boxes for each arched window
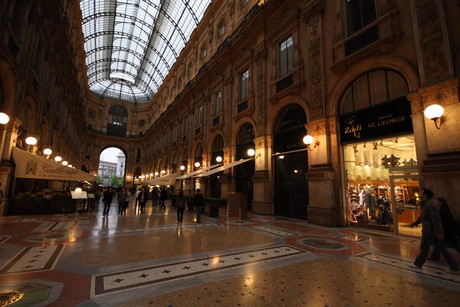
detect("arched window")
[340,70,409,115]
[211,135,224,165]
[236,123,254,152]
[194,143,203,169]
[107,105,128,137]
[274,104,306,134]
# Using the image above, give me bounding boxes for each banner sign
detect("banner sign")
[339,98,413,144]
[12,147,96,182]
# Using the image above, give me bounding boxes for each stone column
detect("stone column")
[0,117,22,216]
[251,136,273,215]
[305,118,340,226]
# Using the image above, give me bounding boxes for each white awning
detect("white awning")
[12,147,96,182]
[143,173,177,186]
[194,158,254,178]
[176,164,221,180]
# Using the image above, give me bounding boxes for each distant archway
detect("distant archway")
[98,147,126,187]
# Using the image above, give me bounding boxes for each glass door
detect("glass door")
[389,175,421,237]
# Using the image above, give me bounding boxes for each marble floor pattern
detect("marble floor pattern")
[0,200,459,306]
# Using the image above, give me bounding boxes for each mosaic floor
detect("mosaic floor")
[0,199,459,306]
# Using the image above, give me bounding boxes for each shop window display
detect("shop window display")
[345,135,420,232]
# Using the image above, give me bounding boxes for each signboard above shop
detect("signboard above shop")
[339,98,413,144]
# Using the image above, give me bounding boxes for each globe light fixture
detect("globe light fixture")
[302,134,320,151]
[0,112,10,125]
[43,148,52,156]
[216,156,223,163]
[25,136,37,146]
[423,104,444,129]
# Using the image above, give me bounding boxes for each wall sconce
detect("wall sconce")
[25,136,37,152]
[424,104,444,129]
[62,160,68,166]
[302,135,320,151]
[161,169,166,175]
[215,156,223,163]
[0,112,10,125]
[55,155,62,162]
[180,165,185,171]
[247,148,261,158]
[154,171,159,176]
[194,161,201,168]
[25,136,37,146]
[43,147,52,158]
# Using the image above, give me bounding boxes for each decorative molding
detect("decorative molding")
[301,0,326,22]
[411,0,453,83]
[308,17,325,119]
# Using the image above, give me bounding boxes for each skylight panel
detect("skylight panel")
[80,0,212,104]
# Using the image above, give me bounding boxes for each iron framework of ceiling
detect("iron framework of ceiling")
[80,0,211,104]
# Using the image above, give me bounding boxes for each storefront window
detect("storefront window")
[344,135,421,235]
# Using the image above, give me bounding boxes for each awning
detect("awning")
[176,164,221,180]
[194,158,254,178]
[12,147,96,182]
[143,173,177,186]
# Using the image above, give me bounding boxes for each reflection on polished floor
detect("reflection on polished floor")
[0,199,459,306]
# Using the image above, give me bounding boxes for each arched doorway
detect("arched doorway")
[235,123,255,211]
[338,69,418,235]
[210,134,224,198]
[273,104,308,219]
[98,147,126,187]
[107,105,128,137]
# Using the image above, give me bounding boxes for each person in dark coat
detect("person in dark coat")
[102,187,114,215]
[160,187,168,211]
[137,187,149,213]
[151,187,159,207]
[428,197,460,260]
[407,189,459,274]
[193,188,204,223]
[176,190,185,225]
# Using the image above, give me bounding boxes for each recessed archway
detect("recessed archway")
[98,147,126,187]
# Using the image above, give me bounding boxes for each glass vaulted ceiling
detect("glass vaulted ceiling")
[80,0,211,104]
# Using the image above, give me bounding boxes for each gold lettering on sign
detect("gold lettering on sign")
[344,116,361,139]
[377,116,406,126]
[287,142,302,149]
[367,115,406,129]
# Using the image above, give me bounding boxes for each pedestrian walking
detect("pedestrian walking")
[102,187,114,215]
[407,188,459,274]
[427,197,460,261]
[160,187,168,211]
[137,187,148,213]
[193,188,204,223]
[176,191,185,225]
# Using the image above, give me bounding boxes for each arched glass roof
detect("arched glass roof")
[80,0,211,104]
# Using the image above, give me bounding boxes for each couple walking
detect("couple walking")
[176,189,204,225]
[407,188,459,274]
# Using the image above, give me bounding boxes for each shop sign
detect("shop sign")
[339,98,413,144]
[274,126,307,153]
